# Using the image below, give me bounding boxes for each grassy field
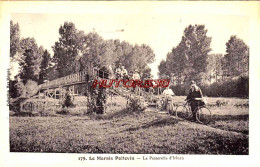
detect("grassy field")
[9,96,249,154]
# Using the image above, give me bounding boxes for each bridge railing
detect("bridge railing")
[39,64,111,90]
[39,71,89,90]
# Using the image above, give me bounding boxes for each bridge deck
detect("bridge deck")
[39,64,109,90]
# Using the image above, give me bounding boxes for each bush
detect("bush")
[128,98,147,112]
[236,76,249,98]
[201,76,249,97]
[56,107,70,115]
[67,107,89,116]
[172,76,249,98]
[62,93,74,108]
[170,85,187,96]
[39,107,58,116]
[9,80,19,98]
[24,80,39,97]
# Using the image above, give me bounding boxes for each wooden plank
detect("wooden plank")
[39,69,94,91]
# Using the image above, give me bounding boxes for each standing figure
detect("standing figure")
[128,71,133,80]
[132,69,140,80]
[121,66,128,80]
[115,65,122,80]
[162,86,175,111]
[185,81,204,121]
[108,64,114,79]
[132,69,141,94]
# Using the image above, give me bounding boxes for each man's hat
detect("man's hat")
[191,80,196,85]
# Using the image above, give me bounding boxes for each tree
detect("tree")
[100,40,117,66]
[222,35,249,77]
[158,60,168,79]
[80,34,116,69]
[10,21,21,80]
[206,54,223,84]
[121,44,155,77]
[52,22,155,80]
[181,25,212,84]
[46,66,59,81]
[136,44,155,75]
[73,31,108,74]
[19,49,38,84]
[160,24,212,85]
[19,37,43,78]
[113,39,124,67]
[52,22,87,77]
[38,50,51,84]
[10,21,20,60]
[165,45,187,84]
[115,41,133,69]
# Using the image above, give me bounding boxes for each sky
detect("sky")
[11,12,249,79]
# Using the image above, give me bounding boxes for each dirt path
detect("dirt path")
[145,108,248,137]
[177,118,247,136]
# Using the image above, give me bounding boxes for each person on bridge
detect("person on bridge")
[185,81,205,121]
[108,64,114,79]
[115,65,122,80]
[121,66,128,80]
[128,71,133,79]
[132,69,140,80]
[132,69,141,94]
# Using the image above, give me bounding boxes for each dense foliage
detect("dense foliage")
[159,24,249,97]
[52,22,155,79]
[171,76,249,98]
[9,21,249,99]
[159,25,212,85]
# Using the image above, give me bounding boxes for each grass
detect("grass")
[9,95,249,154]
[10,112,248,154]
[171,96,249,106]
[210,120,248,135]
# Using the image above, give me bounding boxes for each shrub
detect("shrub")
[9,80,19,98]
[202,76,249,97]
[39,107,58,116]
[172,76,249,98]
[236,76,249,98]
[67,107,89,116]
[62,92,74,108]
[56,107,70,115]
[128,98,147,112]
[170,85,187,96]
[24,80,39,97]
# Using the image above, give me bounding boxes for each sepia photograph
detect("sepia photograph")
[1,1,260,167]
